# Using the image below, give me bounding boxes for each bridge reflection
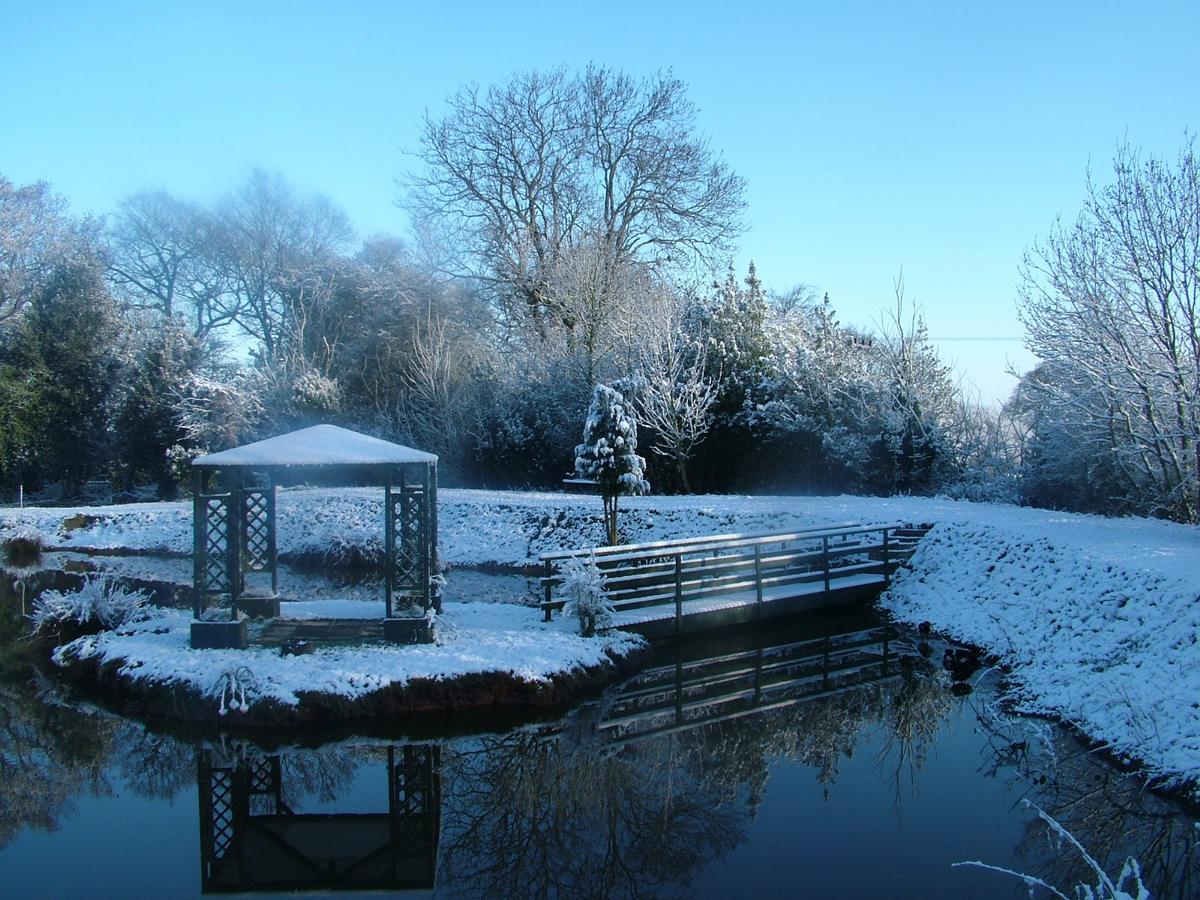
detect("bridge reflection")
[596,620,915,746]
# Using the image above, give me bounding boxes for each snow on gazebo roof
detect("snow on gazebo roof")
[192,424,438,469]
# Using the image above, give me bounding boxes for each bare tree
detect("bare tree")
[0,176,93,325]
[406,66,745,336]
[876,273,958,491]
[1018,138,1200,520]
[213,169,354,361]
[632,299,717,493]
[107,190,233,337]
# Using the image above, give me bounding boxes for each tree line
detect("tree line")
[0,66,1194,523]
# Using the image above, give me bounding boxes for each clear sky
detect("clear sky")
[3,0,1197,403]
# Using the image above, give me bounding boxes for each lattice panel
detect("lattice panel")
[203,497,231,593]
[249,756,275,793]
[208,768,235,859]
[392,746,432,817]
[391,489,424,593]
[241,490,271,572]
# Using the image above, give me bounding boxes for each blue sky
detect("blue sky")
[2,0,1197,402]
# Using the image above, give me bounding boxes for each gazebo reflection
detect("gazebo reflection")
[196,744,440,894]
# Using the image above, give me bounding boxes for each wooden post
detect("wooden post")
[192,468,204,619]
[674,553,683,634]
[384,472,394,619]
[268,480,278,596]
[421,464,432,612]
[822,535,831,596]
[227,474,240,621]
[543,559,554,622]
[754,544,764,604]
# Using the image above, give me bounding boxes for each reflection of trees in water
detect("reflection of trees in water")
[0,642,191,846]
[0,675,120,847]
[876,660,957,806]
[436,654,959,898]
[438,729,743,899]
[658,656,954,809]
[278,745,365,807]
[117,730,195,800]
[973,689,1200,898]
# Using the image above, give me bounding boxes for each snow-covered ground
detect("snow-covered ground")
[51,600,640,713]
[5,488,1200,791]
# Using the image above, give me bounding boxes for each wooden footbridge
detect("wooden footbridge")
[541,523,930,639]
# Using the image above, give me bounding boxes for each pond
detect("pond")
[0,562,1197,898]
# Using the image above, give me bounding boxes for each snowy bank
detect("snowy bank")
[7,489,1200,789]
[883,522,1200,793]
[49,600,644,727]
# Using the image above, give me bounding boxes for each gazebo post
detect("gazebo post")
[384,469,395,619]
[434,460,444,619]
[190,466,248,650]
[226,471,241,622]
[192,468,205,620]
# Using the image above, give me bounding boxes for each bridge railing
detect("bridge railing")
[540,523,917,624]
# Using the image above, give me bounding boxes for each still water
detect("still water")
[0,568,1196,898]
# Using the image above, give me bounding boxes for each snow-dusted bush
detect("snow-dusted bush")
[291,369,341,414]
[3,527,44,569]
[31,577,152,636]
[165,444,202,487]
[211,665,259,716]
[560,553,613,637]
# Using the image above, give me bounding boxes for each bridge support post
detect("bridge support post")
[674,554,683,635]
[822,536,831,595]
[754,545,763,604]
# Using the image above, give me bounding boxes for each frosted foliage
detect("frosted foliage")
[31,577,152,633]
[574,384,649,496]
[291,369,340,413]
[954,802,1150,900]
[211,665,259,716]
[559,553,613,637]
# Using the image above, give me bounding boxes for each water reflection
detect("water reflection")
[0,577,1197,897]
[970,691,1199,896]
[197,743,439,892]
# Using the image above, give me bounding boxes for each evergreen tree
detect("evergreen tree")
[690,262,774,489]
[15,260,122,495]
[574,384,649,545]
[114,320,208,494]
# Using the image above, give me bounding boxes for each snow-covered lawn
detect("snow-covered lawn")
[52,600,640,713]
[6,488,1200,791]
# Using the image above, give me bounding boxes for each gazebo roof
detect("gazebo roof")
[193,424,438,469]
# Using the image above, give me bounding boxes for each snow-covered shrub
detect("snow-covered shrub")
[30,577,152,636]
[291,369,341,414]
[559,553,613,637]
[165,444,202,487]
[3,527,44,569]
[211,665,259,716]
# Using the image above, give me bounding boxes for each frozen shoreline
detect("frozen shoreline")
[5,488,1200,790]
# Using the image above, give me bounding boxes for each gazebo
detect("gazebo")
[189,424,439,649]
